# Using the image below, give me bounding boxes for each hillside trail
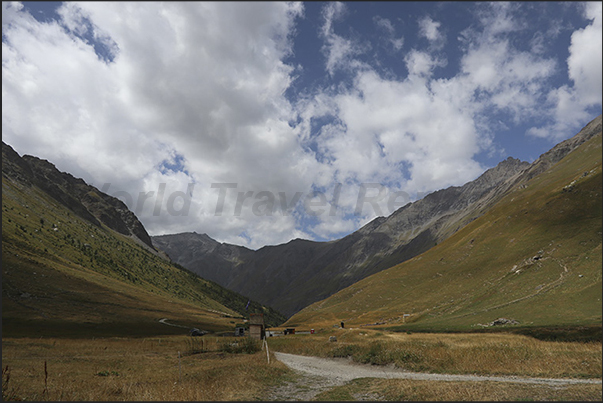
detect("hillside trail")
[265,352,602,401]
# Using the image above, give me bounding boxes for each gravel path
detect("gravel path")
[158,318,189,328]
[266,352,602,401]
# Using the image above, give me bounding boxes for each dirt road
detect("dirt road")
[158,318,189,328]
[266,352,602,401]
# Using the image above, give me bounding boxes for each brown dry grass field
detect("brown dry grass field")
[1,335,290,401]
[314,377,603,401]
[267,328,602,379]
[3,328,602,401]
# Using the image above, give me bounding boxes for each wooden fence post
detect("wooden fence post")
[263,338,270,364]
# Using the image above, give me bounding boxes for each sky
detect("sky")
[2,1,602,249]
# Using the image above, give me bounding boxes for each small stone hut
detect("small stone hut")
[249,313,265,340]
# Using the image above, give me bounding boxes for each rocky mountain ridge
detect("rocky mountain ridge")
[2,141,288,332]
[153,155,529,317]
[153,115,602,317]
[287,115,602,331]
[2,142,155,251]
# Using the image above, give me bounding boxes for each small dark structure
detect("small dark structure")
[283,328,296,335]
[234,327,245,337]
[249,313,265,340]
[341,321,345,329]
[189,328,207,336]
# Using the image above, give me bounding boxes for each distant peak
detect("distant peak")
[499,156,527,166]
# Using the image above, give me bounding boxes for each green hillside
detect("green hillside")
[2,174,286,338]
[286,132,602,333]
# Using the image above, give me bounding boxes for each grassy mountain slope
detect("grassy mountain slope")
[285,128,602,332]
[153,157,530,317]
[2,147,286,338]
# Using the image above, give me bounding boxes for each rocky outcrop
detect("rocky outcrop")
[478,318,520,327]
[517,114,601,183]
[2,142,155,250]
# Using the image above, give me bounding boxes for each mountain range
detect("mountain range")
[152,115,601,318]
[3,114,600,336]
[2,142,286,337]
[287,115,601,332]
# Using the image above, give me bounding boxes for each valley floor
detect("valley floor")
[266,352,601,401]
[3,330,601,401]
[273,352,602,385]
[267,352,602,401]
[264,327,602,401]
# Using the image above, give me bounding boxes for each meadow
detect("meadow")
[267,328,602,379]
[270,328,602,401]
[2,335,290,401]
[3,328,601,401]
[313,377,603,401]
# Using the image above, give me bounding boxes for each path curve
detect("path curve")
[158,318,189,329]
[274,352,602,386]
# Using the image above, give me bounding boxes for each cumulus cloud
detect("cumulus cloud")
[454,2,568,132]
[474,2,522,37]
[404,49,445,78]
[528,2,602,140]
[418,16,445,49]
[374,16,404,51]
[2,1,310,249]
[461,39,556,120]
[2,2,601,248]
[567,2,602,107]
[419,17,440,41]
[312,69,483,196]
[2,1,24,25]
[319,1,369,75]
